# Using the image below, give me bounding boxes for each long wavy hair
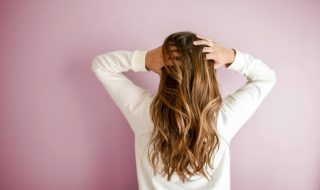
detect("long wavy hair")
[147,31,223,182]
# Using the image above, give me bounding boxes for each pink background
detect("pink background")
[1,0,319,190]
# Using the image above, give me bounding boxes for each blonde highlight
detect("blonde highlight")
[147,31,223,183]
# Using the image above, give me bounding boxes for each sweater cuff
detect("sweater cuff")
[132,50,149,72]
[226,49,246,72]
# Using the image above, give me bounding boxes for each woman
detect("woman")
[91,31,277,190]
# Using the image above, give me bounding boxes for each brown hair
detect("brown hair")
[147,31,223,182]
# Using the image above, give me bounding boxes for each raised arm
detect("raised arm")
[217,49,277,143]
[91,50,154,135]
[192,33,277,143]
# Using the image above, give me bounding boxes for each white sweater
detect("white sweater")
[91,48,277,190]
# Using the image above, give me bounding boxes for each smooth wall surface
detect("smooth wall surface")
[1,0,319,190]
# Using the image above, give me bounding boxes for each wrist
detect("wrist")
[145,51,151,71]
[225,48,236,68]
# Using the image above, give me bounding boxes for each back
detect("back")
[90,47,277,190]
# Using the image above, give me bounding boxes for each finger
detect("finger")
[197,34,217,44]
[167,57,182,66]
[169,45,178,51]
[165,46,179,58]
[195,34,217,44]
[202,47,215,53]
[193,40,213,47]
[170,51,181,57]
[195,34,211,41]
[205,53,215,61]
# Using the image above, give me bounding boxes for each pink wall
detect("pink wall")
[1,0,319,190]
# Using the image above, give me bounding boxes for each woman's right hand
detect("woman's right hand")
[193,34,236,69]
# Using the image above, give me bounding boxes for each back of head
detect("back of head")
[147,31,222,183]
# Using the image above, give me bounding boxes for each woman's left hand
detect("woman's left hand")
[145,46,164,75]
[145,45,180,76]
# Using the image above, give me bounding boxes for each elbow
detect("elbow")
[268,70,277,86]
[91,56,101,73]
[271,70,277,84]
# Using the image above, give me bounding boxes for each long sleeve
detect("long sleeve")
[91,50,154,135]
[217,49,277,143]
